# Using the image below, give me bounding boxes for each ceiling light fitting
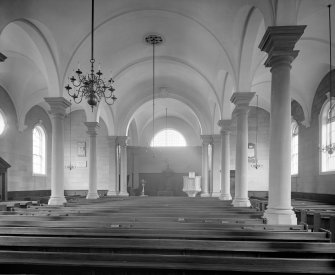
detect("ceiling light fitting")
[321,4,335,155]
[145,34,163,148]
[65,101,75,170]
[251,94,262,169]
[65,0,116,111]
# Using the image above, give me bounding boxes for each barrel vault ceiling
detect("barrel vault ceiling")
[0,0,333,142]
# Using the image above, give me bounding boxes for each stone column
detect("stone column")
[107,136,118,196]
[116,143,120,193]
[44,97,71,205]
[84,122,100,199]
[200,135,212,197]
[218,119,232,200]
[118,136,129,196]
[231,92,255,207]
[133,152,140,189]
[211,135,222,197]
[259,26,306,224]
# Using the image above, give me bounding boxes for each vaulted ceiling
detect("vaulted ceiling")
[0,0,333,144]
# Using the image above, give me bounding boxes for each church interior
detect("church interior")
[0,0,335,274]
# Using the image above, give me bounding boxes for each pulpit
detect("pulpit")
[0,157,10,201]
[183,172,201,197]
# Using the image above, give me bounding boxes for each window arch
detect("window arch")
[291,120,299,175]
[33,125,46,175]
[150,129,187,147]
[320,97,335,172]
[0,109,6,136]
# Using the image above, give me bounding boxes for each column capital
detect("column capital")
[218,119,232,134]
[118,136,128,147]
[259,25,306,68]
[230,92,255,110]
[84,122,100,136]
[201,134,212,145]
[108,135,118,145]
[211,134,221,144]
[44,97,71,117]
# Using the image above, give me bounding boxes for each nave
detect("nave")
[0,196,333,274]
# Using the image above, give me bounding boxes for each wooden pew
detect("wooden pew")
[0,214,266,224]
[0,196,332,274]
[0,236,333,255]
[296,209,335,241]
[312,213,335,242]
[0,250,334,274]
[11,210,264,219]
[0,219,305,230]
[0,226,329,242]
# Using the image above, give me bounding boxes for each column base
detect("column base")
[118,192,129,197]
[48,196,67,206]
[200,193,210,197]
[211,192,221,197]
[263,207,297,225]
[232,197,251,207]
[86,192,99,199]
[219,193,232,201]
[107,190,119,196]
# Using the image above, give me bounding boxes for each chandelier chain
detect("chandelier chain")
[329,4,332,146]
[145,34,163,147]
[91,0,94,64]
[153,41,155,147]
[165,107,168,146]
[321,4,335,155]
[66,100,75,170]
[251,94,262,169]
[255,95,259,148]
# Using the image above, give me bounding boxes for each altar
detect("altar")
[182,172,201,197]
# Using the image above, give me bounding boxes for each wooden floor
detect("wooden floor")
[0,196,334,274]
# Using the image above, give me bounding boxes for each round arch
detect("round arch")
[3,19,60,97]
[122,93,209,137]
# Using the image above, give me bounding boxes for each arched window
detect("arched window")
[0,109,6,136]
[320,97,335,172]
[33,125,46,175]
[291,120,299,175]
[150,129,187,147]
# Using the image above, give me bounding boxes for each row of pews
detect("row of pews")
[0,196,333,274]
[251,197,335,242]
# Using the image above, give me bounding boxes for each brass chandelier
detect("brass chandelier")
[65,0,116,111]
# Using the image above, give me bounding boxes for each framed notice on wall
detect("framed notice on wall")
[76,160,87,168]
[77,141,86,157]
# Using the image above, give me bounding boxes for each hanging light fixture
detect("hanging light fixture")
[321,4,335,155]
[145,34,163,148]
[165,107,168,146]
[65,0,117,112]
[251,94,262,169]
[65,101,75,170]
